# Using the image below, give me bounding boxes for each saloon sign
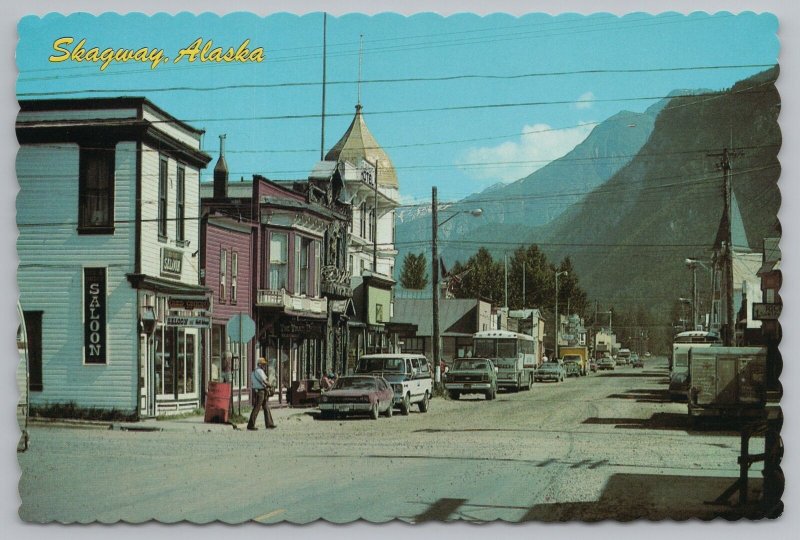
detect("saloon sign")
[161,248,183,277]
[84,267,107,364]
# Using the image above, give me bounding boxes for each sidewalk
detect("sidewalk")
[29,401,319,433]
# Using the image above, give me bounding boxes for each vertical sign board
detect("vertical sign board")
[84,267,107,364]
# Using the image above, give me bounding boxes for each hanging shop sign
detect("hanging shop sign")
[166,315,211,328]
[84,267,107,364]
[752,303,782,320]
[160,248,183,277]
[168,296,211,311]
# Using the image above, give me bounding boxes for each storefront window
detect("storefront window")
[184,331,195,394]
[229,341,245,390]
[154,329,163,394]
[177,331,186,394]
[156,326,198,397]
[211,324,224,382]
[163,328,174,395]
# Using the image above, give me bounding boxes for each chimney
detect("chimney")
[213,134,228,199]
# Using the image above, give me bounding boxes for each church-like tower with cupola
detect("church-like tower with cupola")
[322,103,401,360]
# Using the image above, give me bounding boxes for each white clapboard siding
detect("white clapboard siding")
[140,143,201,286]
[16,143,138,412]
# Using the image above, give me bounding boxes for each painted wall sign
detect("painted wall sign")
[161,248,183,277]
[84,267,107,364]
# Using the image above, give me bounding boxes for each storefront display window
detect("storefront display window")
[155,326,197,397]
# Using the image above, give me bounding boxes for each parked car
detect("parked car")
[644,352,651,358]
[355,353,432,415]
[563,361,581,378]
[631,353,644,368]
[445,358,498,400]
[534,362,566,382]
[597,355,616,371]
[318,376,394,420]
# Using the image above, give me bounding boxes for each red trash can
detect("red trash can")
[204,381,231,423]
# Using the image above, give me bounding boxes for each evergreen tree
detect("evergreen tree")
[399,253,429,290]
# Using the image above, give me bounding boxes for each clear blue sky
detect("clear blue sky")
[17,12,778,204]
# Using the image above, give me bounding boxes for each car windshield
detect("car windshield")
[454,359,488,370]
[539,364,558,370]
[334,377,377,391]
[494,360,515,369]
[357,357,405,373]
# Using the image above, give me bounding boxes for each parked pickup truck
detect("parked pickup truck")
[355,353,432,415]
[688,346,767,422]
[445,358,498,400]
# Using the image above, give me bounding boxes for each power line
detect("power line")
[17,63,775,97]
[17,84,775,127]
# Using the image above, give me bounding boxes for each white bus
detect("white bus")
[473,330,536,391]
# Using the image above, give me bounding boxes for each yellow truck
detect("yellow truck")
[559,346,589,376]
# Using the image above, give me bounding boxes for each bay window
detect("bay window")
[269,232,288,290]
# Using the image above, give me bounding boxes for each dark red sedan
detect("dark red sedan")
[318,375,394,420]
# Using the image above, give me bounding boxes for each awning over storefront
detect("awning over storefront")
[126,273,212,297]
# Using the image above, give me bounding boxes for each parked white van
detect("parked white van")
[355,353,433,415]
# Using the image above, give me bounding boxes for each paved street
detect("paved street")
[18,357,765,523]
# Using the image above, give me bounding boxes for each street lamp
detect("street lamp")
[432,186,482,388]
[555,270,568,359]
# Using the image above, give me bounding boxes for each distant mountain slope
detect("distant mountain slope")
[535,67,780,317]
[395,103,663,274]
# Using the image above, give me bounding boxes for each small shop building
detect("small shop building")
[17,97,211,418]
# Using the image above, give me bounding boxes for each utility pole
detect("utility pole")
[555,271,568,359]
[708,147,742,346]
[692,264,698,330]
[373,162,379,272]
[504,254,508,308]
[431,187,441,388]
[522,260,526,309]
[319,13,327,160]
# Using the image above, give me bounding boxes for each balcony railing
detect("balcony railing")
[256,288,327,315]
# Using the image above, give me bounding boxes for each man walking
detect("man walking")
[247,358,276,430]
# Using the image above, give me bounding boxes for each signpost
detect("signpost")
[227,313,256,415]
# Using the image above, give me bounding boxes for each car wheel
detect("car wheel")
[400,393,411,415]
[384,401,393,417]
[320,411,333,420]
[419,391,430,413]
[370,401,379,420]
[449,391,460,400]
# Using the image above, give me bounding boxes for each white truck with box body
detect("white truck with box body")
[688,346,767,420]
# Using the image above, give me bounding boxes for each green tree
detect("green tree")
[508,245,554,309]
[399,252,429,290]
[448,247,504,304]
